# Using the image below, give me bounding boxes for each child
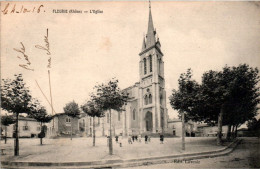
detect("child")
[128,135,132,144]
[138,134,142,143]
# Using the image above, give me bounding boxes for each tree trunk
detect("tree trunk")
[71,119,73,140]
[40,122,43,145]
[226,124,231,141]
[217,106,224,145]
[14,112,19,156]
[181,111,185,151]
[93,117,95,146]
[235,125,238,138]
[5,126,7,144]
[102,119,105,136]
[109,109,113,155]
[231,125,235,138]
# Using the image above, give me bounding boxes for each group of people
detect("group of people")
[127,134,148,144]
[108,134,165,147]
[121,134,165,145]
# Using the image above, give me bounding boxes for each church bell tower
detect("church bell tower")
[138,2,167,133]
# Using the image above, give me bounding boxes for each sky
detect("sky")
[1,1,260,119]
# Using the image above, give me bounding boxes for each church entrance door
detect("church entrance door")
[145,111,153,131]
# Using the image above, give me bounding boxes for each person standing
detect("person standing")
[132,135,135,142]
[160,134,164,144]
[145,135,148,144]
[115,135,118,144]
[119,135,123,147]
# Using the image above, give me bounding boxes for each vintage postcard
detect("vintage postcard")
[1,1,260,168]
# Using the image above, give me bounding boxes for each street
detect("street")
[1,137,226,162]
[124,137,260,169]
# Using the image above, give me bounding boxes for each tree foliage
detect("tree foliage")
[81,100,104,118]
[63,100,80,118]
[169,69,201,122]
[91,79,129,112]
[247,118,260,131]
[29,106,53,123]
[1,74,35,114]
[1,115,15,126]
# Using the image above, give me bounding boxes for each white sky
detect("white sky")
[1,1,260,119]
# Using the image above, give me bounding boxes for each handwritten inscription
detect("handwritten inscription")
[35,29,51,68]
[14,42,34,71]
[13,29,51,71]
[2,3,45,15]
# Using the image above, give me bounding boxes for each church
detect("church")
[79,3,169,137]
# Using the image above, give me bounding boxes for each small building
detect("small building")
[49,113,80,136]
[196,124,228,137]
[2,116,42,138]
[166,119,182,137]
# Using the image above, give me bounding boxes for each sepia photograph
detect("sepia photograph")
[1,1,260,168]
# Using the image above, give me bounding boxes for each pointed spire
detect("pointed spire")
[142,34,146,51]
[146,0,156,48]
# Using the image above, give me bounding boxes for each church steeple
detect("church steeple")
[146,1,156,48]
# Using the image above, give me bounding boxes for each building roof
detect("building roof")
[18,116,37,122]
[168,118,181,123]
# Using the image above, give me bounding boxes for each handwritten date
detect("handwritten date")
[2,3,45,15]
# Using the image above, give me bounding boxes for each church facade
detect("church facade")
[80,4,168,137]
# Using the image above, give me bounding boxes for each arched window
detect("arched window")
[149,55,152,72]
[133,109,136,120]
[66,117,71,123]
[144,58,147,75]
[160,95,163,105]
[149,94,152,104]
[144,95,148,105]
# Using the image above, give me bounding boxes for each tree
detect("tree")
[1,115,15,144]
[29,106,53,145]
[81,100,104,146]
[222,65,260,139]
[170,64,260,145]
[63,101,80,140]
[91,79,128,155]
[169,69,200,150]
[1,74,35,156]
